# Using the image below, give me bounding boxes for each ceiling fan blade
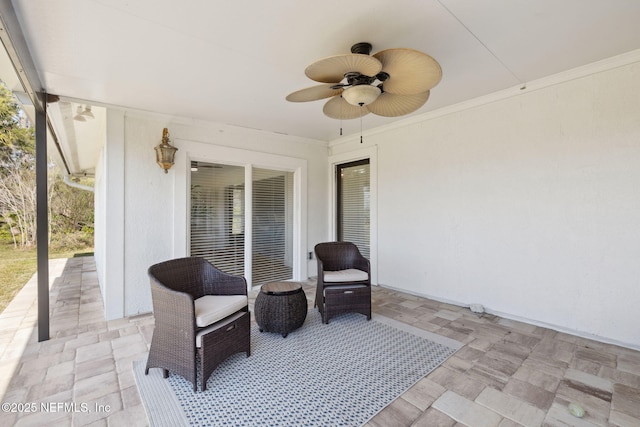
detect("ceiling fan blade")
[305,54,382,83]
[373,48,442,95]
[323,95,370,120]
[286,84,343,102]
[367,91,430,117]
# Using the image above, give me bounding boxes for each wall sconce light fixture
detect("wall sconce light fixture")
[154,128,178,173]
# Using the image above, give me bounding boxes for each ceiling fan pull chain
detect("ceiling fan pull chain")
[340,97,343,135]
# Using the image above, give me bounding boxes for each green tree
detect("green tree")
[0,81,37,247]
[0,81,94,250]
[0,83,34,169]
[49,171,94,250]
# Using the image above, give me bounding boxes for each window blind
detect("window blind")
[190,163,245,276]
[338,160,370,259]
[252,168,293,286]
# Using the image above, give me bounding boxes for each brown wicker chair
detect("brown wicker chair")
[145,257,250,392]
[314,242,371,324]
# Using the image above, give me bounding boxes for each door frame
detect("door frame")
[336,158,370,249]
[173,141,308,291]
[328,146,377,285]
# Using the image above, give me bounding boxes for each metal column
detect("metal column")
[36,94,49,342]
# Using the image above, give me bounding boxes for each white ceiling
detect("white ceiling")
[11,0,640,142]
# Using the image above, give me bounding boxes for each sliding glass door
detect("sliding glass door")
[190,163,245,276]
[336,159,370,259]
[252,168,293,286]
[190,162,293,286]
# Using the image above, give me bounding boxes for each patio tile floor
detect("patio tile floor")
[0,257,639,426]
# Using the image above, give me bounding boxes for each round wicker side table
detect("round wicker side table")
[255,282,307,337]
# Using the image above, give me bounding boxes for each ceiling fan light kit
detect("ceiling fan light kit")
[286,42,441,121]
[342,84,381,106]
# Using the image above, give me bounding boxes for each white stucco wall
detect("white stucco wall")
[332,61,640,349]
[94,110,126,320]
[102,116,329,317]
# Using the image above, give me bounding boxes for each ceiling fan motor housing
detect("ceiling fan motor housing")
[351,42,373,55]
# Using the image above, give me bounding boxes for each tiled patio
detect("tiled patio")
[0,257,639,426]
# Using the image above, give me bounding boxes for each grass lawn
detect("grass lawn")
[0,242,93,314]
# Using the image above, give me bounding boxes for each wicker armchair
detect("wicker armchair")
[314,242,371,324]
[145,257,250,392]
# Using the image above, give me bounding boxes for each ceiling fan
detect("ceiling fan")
[286,42,442,120]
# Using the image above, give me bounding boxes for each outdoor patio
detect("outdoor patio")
[0,257,639,426]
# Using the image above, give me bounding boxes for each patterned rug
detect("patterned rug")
[134,310,462,427]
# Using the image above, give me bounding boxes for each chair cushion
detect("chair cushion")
[323,268,368,282]
[194,295,247,328]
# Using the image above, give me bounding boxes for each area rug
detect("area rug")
[134,310,462,427]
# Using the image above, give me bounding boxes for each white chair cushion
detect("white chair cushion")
[194,295,247,328]
[323,268,368,283]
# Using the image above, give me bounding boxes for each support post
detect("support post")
[36,93,49,342]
